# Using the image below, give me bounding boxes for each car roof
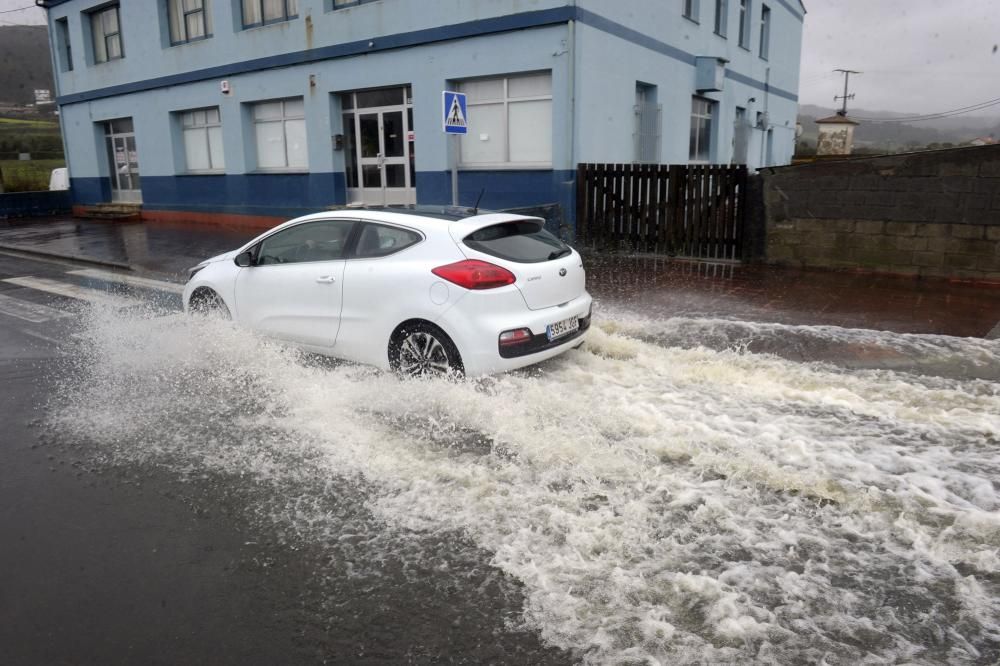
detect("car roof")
[280,207,543,234]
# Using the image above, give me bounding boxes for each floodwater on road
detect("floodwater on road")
[46,300,1000,665]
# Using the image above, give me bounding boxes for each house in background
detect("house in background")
[39,0,804,229]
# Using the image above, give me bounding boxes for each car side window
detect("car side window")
[354,223,422,259]
[257,220,355,265]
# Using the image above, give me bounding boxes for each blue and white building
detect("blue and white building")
[39,0,805,228]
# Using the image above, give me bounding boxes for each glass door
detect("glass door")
[342,87,415,206]
[104,118,142,203]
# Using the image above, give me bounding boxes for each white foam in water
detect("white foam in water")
[49,302,1000,664]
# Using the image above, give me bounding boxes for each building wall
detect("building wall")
[761,146,1000,281]
[45,0,804,228]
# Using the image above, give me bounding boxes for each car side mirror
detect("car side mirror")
[234,250,254,268]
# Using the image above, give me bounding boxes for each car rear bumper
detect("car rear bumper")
[497,312,591,358]
[436,289,593,377]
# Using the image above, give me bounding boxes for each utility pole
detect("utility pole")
[834,69,861,116]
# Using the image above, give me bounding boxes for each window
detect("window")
[181,107,225,172]
[732,107,749,164]
[354,223,422,258]
[90,4,123,64]
[714,0,728,36]
[759,4,771,59]
[332,0,378,8]
[738,0,751,49]
[242,0,297,27]
[683,0,700,22]
[55,18,73,71]
[168,0,212,44]
[458,72,553,167]
[463,221,569,264]
[252,98,307,170]
[689,97,715,163]
[634,83,662,164]
[257,220,355,265]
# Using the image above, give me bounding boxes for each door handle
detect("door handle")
[316,276,337,284]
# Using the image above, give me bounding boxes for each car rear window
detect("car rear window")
[463,221,571,264]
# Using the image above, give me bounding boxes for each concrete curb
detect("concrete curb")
[0,243,134,272]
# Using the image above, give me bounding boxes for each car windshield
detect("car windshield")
[463,221,570,264]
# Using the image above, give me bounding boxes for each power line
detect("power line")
[852,96,1000,123]
[0,5,37,14]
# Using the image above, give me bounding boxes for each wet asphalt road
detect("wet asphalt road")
[0,252,569,666]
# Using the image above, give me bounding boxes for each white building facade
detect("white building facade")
[40,0,805,229]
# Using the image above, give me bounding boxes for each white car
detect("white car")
[183,207,592,377]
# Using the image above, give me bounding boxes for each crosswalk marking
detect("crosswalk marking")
[2,276,137,306]
[67,268,185,295]
[0,292,73,323]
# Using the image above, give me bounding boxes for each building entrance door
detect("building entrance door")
[342,87,415,206]
[104,118,142,203]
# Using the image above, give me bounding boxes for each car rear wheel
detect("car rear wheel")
[389,322,464,378]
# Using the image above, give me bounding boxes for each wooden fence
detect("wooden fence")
[575,163,749,260]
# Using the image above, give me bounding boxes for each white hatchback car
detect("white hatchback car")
[183,207,592,377]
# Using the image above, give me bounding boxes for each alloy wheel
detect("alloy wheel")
[397,331,453,376]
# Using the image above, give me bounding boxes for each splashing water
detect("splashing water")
[47,302,1000,664]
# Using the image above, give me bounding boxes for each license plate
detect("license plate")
[546,315,579,341]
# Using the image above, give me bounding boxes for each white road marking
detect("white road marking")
[67,268,185,295]
[21,329,65,347]
[2,276,136,306]
[0,292,72,323]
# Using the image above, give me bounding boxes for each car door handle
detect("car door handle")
[316,276,337,284]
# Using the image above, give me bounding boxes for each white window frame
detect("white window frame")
[738,0,752,49]
[252,98,307,171]
[181,107,225,173]
[168,0,212,45]
[90,4,123,64]
[714,0,728,37]
[683,0,700,22]
[689,97,715,163]
[241,0,298,28]
[759,4,771,60]
[458,72,553,169]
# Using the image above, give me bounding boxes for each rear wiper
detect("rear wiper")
[548,248,572,260]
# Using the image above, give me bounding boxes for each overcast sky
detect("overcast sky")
[4,0,999,116]
[800,0,1000,115]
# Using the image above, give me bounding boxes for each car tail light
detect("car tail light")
[499,328,533,346]
[432,260,516,290]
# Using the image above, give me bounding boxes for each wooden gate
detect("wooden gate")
[575,163,749,260]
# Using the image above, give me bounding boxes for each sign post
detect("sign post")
[442,91,468,207]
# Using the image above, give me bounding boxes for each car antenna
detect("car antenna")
[473,188,486,214]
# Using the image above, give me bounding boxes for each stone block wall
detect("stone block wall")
[759,146,1000,280]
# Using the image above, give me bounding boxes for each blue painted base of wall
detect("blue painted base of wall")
[0,190,72,220]
[71,173,347,220]
[69,169,578,232]
[416,169,577,234]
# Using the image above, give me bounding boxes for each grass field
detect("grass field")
[0,117,59,129]
[0,159,66,193]
[0,115,65,191]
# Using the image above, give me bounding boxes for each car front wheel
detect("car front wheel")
[389,322,464,378]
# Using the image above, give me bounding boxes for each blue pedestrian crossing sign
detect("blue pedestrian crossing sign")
[443,91,468,134]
